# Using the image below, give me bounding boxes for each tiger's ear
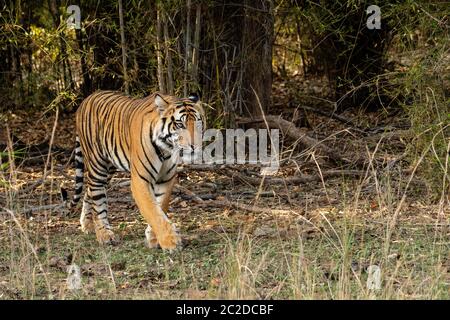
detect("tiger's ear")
[154,94,168,114]
[188,92,200,103]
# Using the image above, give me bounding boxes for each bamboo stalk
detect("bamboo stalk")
[183,0,192,96]
[156,5,166,93]
[191,3,201,86]
[163,10,174,94]
[118,0,129,94]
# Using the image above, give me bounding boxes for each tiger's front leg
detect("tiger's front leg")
[145,175,178,248]
[131,173,181,250]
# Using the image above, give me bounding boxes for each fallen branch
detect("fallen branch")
[177,163,263,173]
[117,192,290,214]
[17,178,45,195]
[363,129,410,144]
[234,169,366,186]
[237,115,367,166]
[0,203,65,217]
[175,184,204,203]
[297,104,361,129]
[0,196,137,217]
[109,168,366,191]
[196,199,291,215]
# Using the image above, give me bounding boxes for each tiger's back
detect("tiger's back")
[76,90,153,172]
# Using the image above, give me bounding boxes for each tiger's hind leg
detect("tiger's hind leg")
[80,168,115,235]
[85,165,117,245]
[80,193,94,234]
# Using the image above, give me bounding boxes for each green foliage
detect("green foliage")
[390,2,449,198]
[0,1,448,194]
[275,0,448,196]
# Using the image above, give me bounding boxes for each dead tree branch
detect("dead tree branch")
[237,115,367,166]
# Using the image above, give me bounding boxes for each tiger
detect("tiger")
[63,90,205,250]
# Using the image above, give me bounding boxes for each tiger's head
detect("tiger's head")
[152,93,205,162]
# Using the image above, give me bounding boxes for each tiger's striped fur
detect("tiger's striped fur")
[65,90,205,249]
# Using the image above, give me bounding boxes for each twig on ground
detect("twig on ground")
[363,129,410,144]
[297,104,361,129]
[175,184,204,203]
[196,199,291,215]
[234,169,366,186]
[0,203,65,217]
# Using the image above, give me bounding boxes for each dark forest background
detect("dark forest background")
[1,0,448,187]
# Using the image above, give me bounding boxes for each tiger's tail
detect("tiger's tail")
[61,136,84,208]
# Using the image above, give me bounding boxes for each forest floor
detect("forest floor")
[1,76,449,299]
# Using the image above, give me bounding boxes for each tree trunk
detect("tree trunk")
[240,0,273,117]
[201,1,273,126]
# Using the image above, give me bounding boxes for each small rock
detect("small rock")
[49,256,67,270]
[253,226,275,237]
[67,264,82,291]
[387,253,400,260]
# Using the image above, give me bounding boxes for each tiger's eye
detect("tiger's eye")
[177,122,185,129]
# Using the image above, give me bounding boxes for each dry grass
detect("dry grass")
[1,141,448,299]
[1,94,449,300]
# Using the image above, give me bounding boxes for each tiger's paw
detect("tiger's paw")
[145,225,160,249]
[95,227,118,246]
[158,225,182,251]
[80,216,95,234]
